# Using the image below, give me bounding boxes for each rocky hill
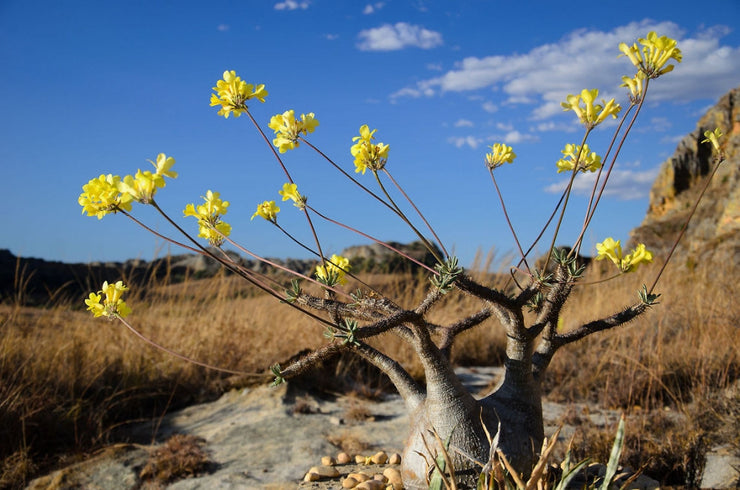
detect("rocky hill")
[630,85,740,266]
[0,241,438,306]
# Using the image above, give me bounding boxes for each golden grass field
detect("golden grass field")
[1,251,738,487]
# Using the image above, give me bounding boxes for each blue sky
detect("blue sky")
[1,0,739,267]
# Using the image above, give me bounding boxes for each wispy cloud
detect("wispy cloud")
[357,22,443,51]
[362,2,385,14]
[545,166,659,200]
[216,24,229,32]
[454,119,474,128]
[392,20,740,119]
[324,33,339,41]
[274,0,310,11]
[448,135,483,149]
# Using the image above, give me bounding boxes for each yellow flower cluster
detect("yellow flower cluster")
[79,153,177,217]
[268,110,320,153]
[85,280,132,319]
[485,143,516,169]
[556,143,602,173]
[596,237,653,273]
[210,70,268,118]
[279,183,306,210]
[315,254,351,286]
[184,190,232,246]
[251,200,280,222]
[79,174,134,219]
[620,72,647,102]
[561,89,621,129]
[350,125,389,174]
[619,32,682,78]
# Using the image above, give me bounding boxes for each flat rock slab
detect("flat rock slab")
[27,367,669,489]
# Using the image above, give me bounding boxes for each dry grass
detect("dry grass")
[0,253,737,487]
[139,434,213,484]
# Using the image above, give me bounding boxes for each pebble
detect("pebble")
[388,453,402,465]
[337,452,352,464]
[321,455,336,466]
[371,451,388,464]
[304,465,340,480]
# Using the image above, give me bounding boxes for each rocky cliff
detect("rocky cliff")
[630,85,740,266]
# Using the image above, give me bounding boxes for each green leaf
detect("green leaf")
[270,364,284,387]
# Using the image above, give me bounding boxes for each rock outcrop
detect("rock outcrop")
[630,85,740,266]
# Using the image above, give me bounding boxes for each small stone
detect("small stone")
[371,451,388,464]
[306,465,340,479]
[348,472,371,482]
[337,452,352,464]
[321,455,336,466]
[383,467,403,488]
[355,455,368,464]
[342,476,359,488]
[388,453,402,465]
[303,472,320,482]
[356,480,385,490]
[373,473,388,482]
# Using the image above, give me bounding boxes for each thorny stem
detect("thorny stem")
[573,79,651,256]
[647,154,726,294]
[120,210,202,255]
[270,220,384,299]
[382,168,449,258]
[245,110,327,264]
[373,170,443,264]
[489,169,530,274]
[541,129,593,273]
[148,200,338,329]
[307,205,438,275]
[300,137,399,216]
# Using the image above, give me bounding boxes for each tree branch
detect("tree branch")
[352,342,425,411]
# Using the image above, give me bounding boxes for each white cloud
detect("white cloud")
[357,23,443,51]
[501,130,538,144]
[454,119,474,128]
[216,24,229,32]
[393,20,740,120]
[274,0,310,10]
[482,101,498,113]
[449,136,483,149]
[533,121,577,132]
[427,63,443,71]
[324,33,339,41]
[545,167,659,200]
[363,2,384,14]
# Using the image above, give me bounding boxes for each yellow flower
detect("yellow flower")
[210,70,268,118]
[622,243,653,273]
[350,125,389,174]
[79,174,133,219]
[619,32,682,78]
[556,143,602,173]
[620,72,646,102]
[268,110,320,153]
[596,237,653,273]
[315,254,351,286]
[184,190,231,246]
[150,153,178,179]
[117,169,165,204]
[251,200,280,222]
[278,182,306,209]
[85,280,132,318]
[701,128,723,153]
[561,89,621,129]
[485,143,516,169]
